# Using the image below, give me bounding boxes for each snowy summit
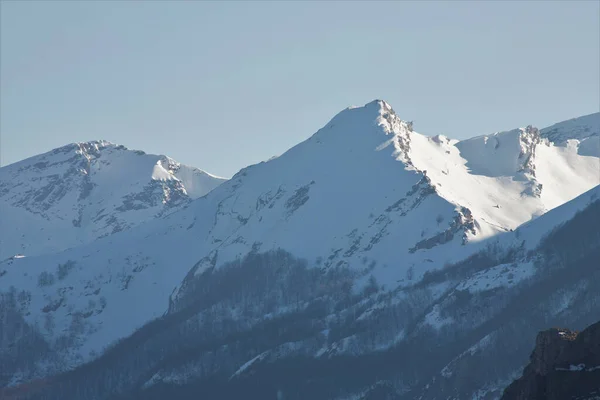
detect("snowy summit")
[0,140,226,259]
[0,101,598,399]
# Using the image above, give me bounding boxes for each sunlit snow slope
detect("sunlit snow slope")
[412,114,599,236]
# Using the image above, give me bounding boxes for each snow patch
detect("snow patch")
[455,262,536,293]
[424,304,453,330]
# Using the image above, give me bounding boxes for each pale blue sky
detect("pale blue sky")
[1,1,598,177]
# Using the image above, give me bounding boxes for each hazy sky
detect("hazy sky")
[1,1,598,177]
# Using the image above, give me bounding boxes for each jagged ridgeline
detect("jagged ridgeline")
[0,101,598,399]
[0,141,226,259]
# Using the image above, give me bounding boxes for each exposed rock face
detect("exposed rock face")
[517,125,543,198]
[501,321,600,400]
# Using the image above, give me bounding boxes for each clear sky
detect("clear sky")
[1,1,598,177]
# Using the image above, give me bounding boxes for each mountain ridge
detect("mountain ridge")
[0,140,226,259]
[6,185,599,399]
[0,101,599,398]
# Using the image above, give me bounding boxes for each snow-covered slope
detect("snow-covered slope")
[0,101,598,389]
[6,185,598,400]
[175,101,598,278]
[420,120,599,233]
[0,141,226,259]
[541,112,599,157]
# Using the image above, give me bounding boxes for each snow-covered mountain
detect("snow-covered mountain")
[0,101,598,399]
[541,112,599,156]
[0,140,226,259]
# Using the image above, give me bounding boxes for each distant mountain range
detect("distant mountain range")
[1,101,598,399]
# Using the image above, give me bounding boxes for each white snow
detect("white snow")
[0,141,226,259]
[541,112,599,144]
[455,262,536,293]
[230,340,307,379]
[150,161,177,181]
[455,128,529,177]
[230,351,270,378]
[440,333,496,378]
[411,120,599,238]
[577,135,600,157]
[556,364,586,371]
[172,164,226,199]
[424,304,454,330]
[555,364,600,372]
[0,101,598,380]
[498,184,599,251]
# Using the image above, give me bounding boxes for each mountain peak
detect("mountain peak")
[363,98,392,111]
[51,139,117,157]
[333,99,395,120]
[1,104,599,396]
[347,99,389,110]
[324,100,412,137]
[0,141,226,258]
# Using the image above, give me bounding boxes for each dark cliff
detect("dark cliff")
[501,321,600,400]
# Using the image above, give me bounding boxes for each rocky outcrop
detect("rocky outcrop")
[501,321,600,400]
[377,100,413,166]
[409,206,476,252]
[516,125,544,197]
